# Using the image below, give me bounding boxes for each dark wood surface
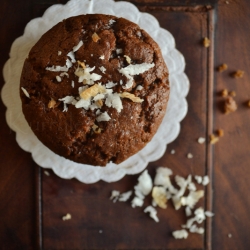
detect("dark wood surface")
[1,0,250,249]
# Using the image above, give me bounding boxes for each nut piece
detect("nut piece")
[232,70,244,78]
[92,124,102,134]
[48,98,56,109]
[95,99,103,108]
[80,84,105,100]
[78,60,86,69]
[203,37,210,47]
[224,96,237,114]
[120,92,143,103]
[217,129,224,137]
[210,134,219,144]
[152,186,167,209]
[218,63,228,72]
[247,100,250,107]
[221,89,228,97]
[229,91,236,97]
[92,32,101,42]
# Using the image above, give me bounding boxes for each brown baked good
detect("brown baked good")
[20,14,170,166]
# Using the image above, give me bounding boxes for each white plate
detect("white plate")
[1,0,189,183]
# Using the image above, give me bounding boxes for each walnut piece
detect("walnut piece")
[48,99,56,108]
[217,129,224,137]
[78,60,86,69]
[92,124,102,134]
[232,70,244,78]
[218,63,228,72]
[210,134,219,144]
[92,32,100,42]
[120,92,143,103]
[224,96,237,114]
[80,84,105,100]
[203,37,210,47]
[221,89,228,97]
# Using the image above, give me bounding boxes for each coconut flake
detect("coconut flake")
[46,65,68,72]
[21,87,30,98]
[106,81,117,88]
[56,76,62,82]
[185,206,192,217]
[198,137,206,144]
[110,190,120,203]
[62,213,71,221]
[116,48,123,54]
[180,190,204,209]
[109,19,116,25]
[172,229,188,239]
[188,182,197,191]
[194,175,202,184]
[119,191,133,202]
[60,72,69,78]
[71,81,75,88]
[105,93,123,113]
[135,170,153,196]
[152,186,167,209]
[136,85,143,91]
[73,40,83,52]
[189,224,204,234]
[131,197,144,208]
[75,98,91,109]
[119,63,155,89]
[205,211,214,217]
[170,149,175,154]
[99,55,105,60]
[96,111,111,122]
[66,59,72,68]
[58,51,62,56]
[59,96,77,112]
[75,66,102,85]
[187,153,193,159]
[67,51,76,63]
[124,55,131,64]
[99,66,106,74]
[202,175,210,186]
[80,84,105,100]
[144,206,159,222]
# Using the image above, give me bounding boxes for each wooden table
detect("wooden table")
[1,0,250,249]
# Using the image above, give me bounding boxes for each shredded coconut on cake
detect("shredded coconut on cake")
[72,40,83,52]
[21,87,30,98]
[96,111,111,122]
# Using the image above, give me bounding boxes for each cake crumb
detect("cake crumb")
[62,213,71,221]
[92,32,101,42]
[210,134,219,144]
[170,149,175,154]
[232,70,244,78]
[217,129,224,137]
[221,89,228,97]
[198,137,206,144]
[218,63,228,72]
[224,96,237,114]
[48,98,56,109]
[44,170,50,176]
[203,37,210,47]
[187,153,193,159]
[229,91,236,97]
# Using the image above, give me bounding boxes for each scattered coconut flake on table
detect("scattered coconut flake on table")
[72,40,83,52]
[110,190,120,203]
[118,191,133,202]
[131,196,144,208]
[172,229,188,239]
[62,213,71,221]
[187,153,193,159]
[144,206,159,222]
[202,175,210,186]
[194,175,202,184]
[198,137,206,144]
[21,87,30,98]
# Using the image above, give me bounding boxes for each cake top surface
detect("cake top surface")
[20,14,169,166]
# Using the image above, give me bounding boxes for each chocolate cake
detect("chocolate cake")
[20,14,170,166]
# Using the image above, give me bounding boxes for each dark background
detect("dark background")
[1,0,250,249]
